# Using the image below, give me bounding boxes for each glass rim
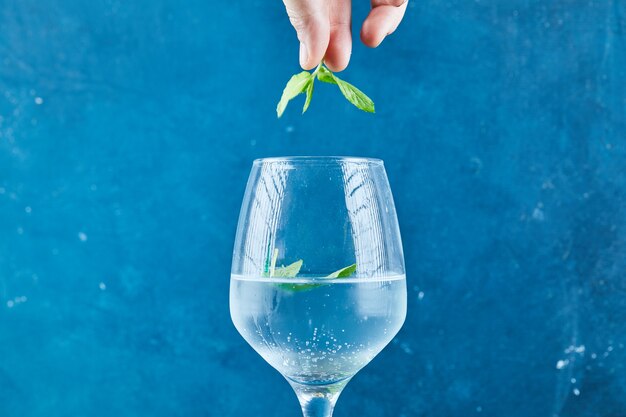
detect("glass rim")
[253,156,384,165]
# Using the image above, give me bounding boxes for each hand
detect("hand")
[282,0,408,71]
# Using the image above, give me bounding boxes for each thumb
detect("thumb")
[283,0,330,70]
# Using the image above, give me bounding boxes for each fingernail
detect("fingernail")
[299,42,309,67]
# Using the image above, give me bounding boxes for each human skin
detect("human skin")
[282,0,409,72]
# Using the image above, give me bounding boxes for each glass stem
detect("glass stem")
[289,380,349,417]
[300,395,335,417]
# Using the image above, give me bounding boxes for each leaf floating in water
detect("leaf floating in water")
[273,260,304,278]
[268,250,357,292]
[326,264,357,279]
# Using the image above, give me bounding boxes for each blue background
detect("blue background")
[1,0,626,416]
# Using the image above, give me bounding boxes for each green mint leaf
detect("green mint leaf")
[302,78,314,114]
[269,250,357,292]
[273,259,303,278]
[332,75,375,113]
[276,71,313,118]
[278,262,357,292]
[326,263,357,278]
[279,282,317,292]
[316,64,375,114]
[317,65,336,84]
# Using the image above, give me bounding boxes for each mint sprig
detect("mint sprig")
[276,72,312,118]
[266,249,357,291]
[276,62,375,118]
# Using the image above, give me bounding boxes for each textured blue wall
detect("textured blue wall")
[1,1,626,416]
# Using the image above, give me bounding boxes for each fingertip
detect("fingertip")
[324,58,349,72]
[299,43,317,70]
[360,4,406,48]
[300,45,325,70]
[300,63,318,71]
[360,23,385,48]
[295,17,330,70]
[324,29,352,71]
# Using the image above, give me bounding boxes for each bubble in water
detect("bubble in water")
[556,359,569,369]
[564,345,585,354]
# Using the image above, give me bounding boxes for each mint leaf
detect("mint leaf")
[268,250,356,292]
[276,71,313,118]
[326,263,357,278]
[281,263,356,292]
[317,65,374,113]
[302,78,314,114]
[273,259,303,278]
[332,76,375,113]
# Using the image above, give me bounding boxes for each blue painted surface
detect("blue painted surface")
[1,1,626,416]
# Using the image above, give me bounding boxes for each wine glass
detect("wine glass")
[230,156,407,417]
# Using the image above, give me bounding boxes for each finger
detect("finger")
[360,0,408,48]
[324,0,352,72]
[283,0,331,70]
